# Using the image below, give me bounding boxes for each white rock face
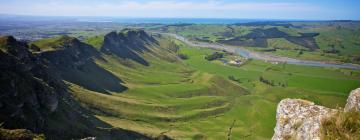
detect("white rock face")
[272,99,336,140]
[272,88,360,140]
[344,88,360,112]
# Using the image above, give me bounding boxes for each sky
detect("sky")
[0,0,359,20]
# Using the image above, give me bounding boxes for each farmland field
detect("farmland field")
[151,22,360,64]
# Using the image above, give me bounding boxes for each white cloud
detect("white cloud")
[0,0,325,18]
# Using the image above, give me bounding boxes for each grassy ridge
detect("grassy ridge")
[61,34,360,139]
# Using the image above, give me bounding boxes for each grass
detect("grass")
[31,35,77,51]
[0,128,45,140]
[276,26,301,37]
[267,38,306,50]
[0,36,11,51]
[321,111,360,140]
[85,35,104,50]
[63,35,360,139]
[265,49,346,62]
[161,24,252,42]
[315,28,360,56]
[154,23,360,63]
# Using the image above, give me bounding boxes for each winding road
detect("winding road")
[164,33,360,70]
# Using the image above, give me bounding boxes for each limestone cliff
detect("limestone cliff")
[345,88,360,112]
[272,88,360,140]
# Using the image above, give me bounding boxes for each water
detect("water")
[167,33,360,70]
[0,16,274,24]
[234,48,360,70]
[76,17,270,24]
[234,49,250,59]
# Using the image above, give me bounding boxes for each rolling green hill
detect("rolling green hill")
[1,28,360,140]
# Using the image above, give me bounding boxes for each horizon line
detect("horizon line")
[0,14,359,22]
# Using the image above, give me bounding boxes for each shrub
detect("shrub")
[298,50,303,55]
[168,41,179,52]
[352,56,360,62]
[205,52,223,61]
[228,75,241,83]
[177,53,189,60]
[323,49,340,54]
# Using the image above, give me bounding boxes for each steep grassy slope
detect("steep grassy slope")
[76,30,250,138]
[170,41,359,139]
[61,30,360,139]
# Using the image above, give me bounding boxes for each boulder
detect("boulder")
[272,88,360,140]
[344,88,360,112]
[272,99,336,140]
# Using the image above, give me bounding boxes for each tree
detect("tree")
[205,52,224,61]
[177,54,188,60]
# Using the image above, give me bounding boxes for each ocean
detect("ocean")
[75,17,269,24]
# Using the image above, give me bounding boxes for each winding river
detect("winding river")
[164,33,360,70]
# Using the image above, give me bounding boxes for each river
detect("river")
[164,33,360,70]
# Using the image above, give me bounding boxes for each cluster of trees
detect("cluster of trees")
[261,48,277,52]
[297,50,304,56]
[323,44,341,54]
[342,56,360,63]
[168,41,179,52]
[177,54,188,60]
[323,49,340,54]
[259,76,287,87]
[353,56,360,62]
[167,41,189,60]
[205,52,224,61]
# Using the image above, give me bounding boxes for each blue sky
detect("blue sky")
[0,0,359,20]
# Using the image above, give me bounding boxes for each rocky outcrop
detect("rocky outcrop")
[39,36,100,70]
[272,99,336,140]
[40,36,127,93]
[344,88,360,112]
[272,88,360,140]
[101,29,156,66]
[0,36,61,133]
[0,36,150,140]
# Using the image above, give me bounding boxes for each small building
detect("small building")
[229,59,242,65]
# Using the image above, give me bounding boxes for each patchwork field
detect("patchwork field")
[151,22,360,64]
